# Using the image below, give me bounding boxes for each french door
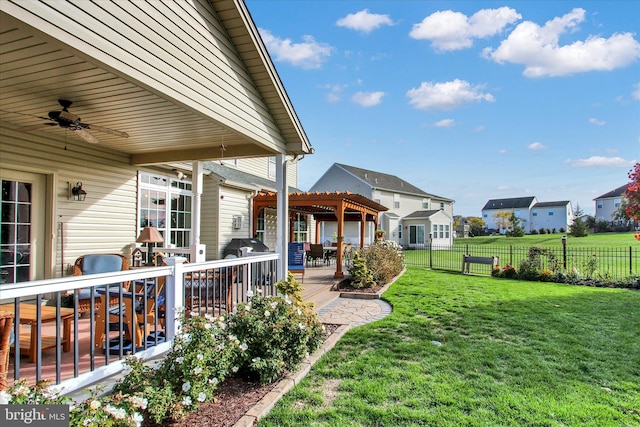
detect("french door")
[0,170,45,284]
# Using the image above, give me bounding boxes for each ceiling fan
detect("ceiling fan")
[18,99,129,144]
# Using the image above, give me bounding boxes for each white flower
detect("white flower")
[183,333,192,343]
[0,390,11,404]
[128,396,148,410]
[196,353,204,361]
[246,289,254,297]
[89,400,101,410]
[197,392,207,402]
[182,396,192,406]
[270,301,278,309]
[204,323,212,330]
[82,419,94,426]
[239,343,248,352]
[264,310,271,317]
[189,311,198,317]
[104,404,126,419]
[15,384,29,396]
[297,308,302,316]
[208,377,219,386]
[130,412,144,427]
[218,316,225,322]
[244,304,251,311]
[194,367,202,375]
[232,366,239,373]
[298,322,305,330]
[182,381,191,392]
[228,334,238,342]
[175,356,184,364]
[257,287,263,294]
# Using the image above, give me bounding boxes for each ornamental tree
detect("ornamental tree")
[625,162,640,221]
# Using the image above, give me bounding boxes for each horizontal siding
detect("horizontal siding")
[1,125,138,277]
[200,179,221,259]
[217,187,251,259]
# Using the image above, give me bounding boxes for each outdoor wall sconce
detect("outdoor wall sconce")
[69,182,87,201]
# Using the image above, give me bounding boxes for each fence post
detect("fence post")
[429,240,433,269]
[631,246,633,276]
[164,256,186,341]
[510,245,513,266]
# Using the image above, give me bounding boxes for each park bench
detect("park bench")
[462,255,499,274]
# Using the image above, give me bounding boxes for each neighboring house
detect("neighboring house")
[482,197,537,233]
[482,197,574,233]
[530,201,574,233]
[594,185,626,222]
[0,0,312,284]
[309,163,455,248]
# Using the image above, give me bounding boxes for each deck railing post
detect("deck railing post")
[164,256,186,341]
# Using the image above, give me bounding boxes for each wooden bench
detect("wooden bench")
[462,255,499,274]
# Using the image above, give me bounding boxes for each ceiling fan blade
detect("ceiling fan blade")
[18,123,50,132]
[84,123,129,138]
[73,128,100,144]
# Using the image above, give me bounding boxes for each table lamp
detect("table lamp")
[136,227,164,265]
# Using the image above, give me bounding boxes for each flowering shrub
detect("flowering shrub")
[502,264,517,278]
[228,293,325,384]
[0,380,146,427]
[355,241,404,285]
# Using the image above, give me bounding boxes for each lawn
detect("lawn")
[455,232,636,248]
[260,268,640,426]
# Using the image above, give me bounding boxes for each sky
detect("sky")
[244,1,640,217]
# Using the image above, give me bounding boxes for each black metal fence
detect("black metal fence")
[404,243,639,279]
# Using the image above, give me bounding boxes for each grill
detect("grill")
[222,238,270,258]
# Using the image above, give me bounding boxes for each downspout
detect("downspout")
[276,154,288,280]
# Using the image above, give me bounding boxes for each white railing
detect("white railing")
[1,253,279,395]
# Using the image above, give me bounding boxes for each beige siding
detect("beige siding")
[216,187,252,259]
[235,157,298,189]
[0,125,138,278]
[200,179,221,260]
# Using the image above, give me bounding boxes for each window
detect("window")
[398,224,402,239]
[139,172,193,248]
[393,193,400,209]
[268,157,276,179]
[445,224,450,238]
[293,213,308,242]
[422,199,429,209]
[409,225,425,245]
[597,200,603,208]
[483,213,487,218]
[439,224,444,238]
[440,202,444,210]
[548,211,554,216]
[433,224,438,239]
[532,212,538,217]
[614,198,621,208]
[255,210,266,242]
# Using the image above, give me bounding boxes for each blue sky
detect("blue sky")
[245,1,639,217]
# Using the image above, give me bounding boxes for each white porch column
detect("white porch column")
[276,154,288,281]
[190,161,206,262]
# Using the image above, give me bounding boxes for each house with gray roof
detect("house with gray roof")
[309,163,454,247]
[482,196,574,233]
[594,185,626,222]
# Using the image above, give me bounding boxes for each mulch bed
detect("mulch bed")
[147,324,342,427]
[331,278,385,294]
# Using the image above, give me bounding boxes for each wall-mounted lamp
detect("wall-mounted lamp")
[69,182,87,201]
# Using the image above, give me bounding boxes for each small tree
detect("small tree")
[625,162,640,221]
[466,216,485,236]
[569,204,588,237]
[493,211,512,234]
[505,212,525,237]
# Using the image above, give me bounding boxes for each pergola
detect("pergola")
[252,191,388,278]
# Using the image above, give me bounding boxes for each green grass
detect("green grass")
[456,232,636,248]
[260,268,640,426]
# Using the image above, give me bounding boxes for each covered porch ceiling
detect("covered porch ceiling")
[0,0,312,166]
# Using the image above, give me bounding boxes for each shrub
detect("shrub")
[361,241,404,285]
[502,264,517,278]
[228,293,325,384]
[348,251,376,288]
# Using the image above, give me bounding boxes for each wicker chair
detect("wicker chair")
[72,254,130,314]
[0,311,14,390]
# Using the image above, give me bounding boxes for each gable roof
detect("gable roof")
[594,185,627,200]
[482,196,536,210]
[533,201,571,208]
[335,163,453,201]
[204,161,300,193]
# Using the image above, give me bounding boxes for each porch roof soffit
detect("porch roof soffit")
[0,0,312,166]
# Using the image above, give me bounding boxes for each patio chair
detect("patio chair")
[288,242,305,283]
[72,254,130,315]
[307,244,324,266]
[0,311,14,390]
[94,273,166,350]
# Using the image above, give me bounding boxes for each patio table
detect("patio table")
[0,303,74,363]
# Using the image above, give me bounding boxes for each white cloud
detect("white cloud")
[473,125,486,132]
[259,28,332,69]
[409,7,521,52]
[322,84,346,103]
[633,83,640,100]
[406,79,495,110]
[483,8,640,77]
[528,142,546,150]
[565,156,636,167]
[589,117,606,126]
[498,149,507,155]
[351,91,385,107]
[336,9,394,33]
[434,119,455,127]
